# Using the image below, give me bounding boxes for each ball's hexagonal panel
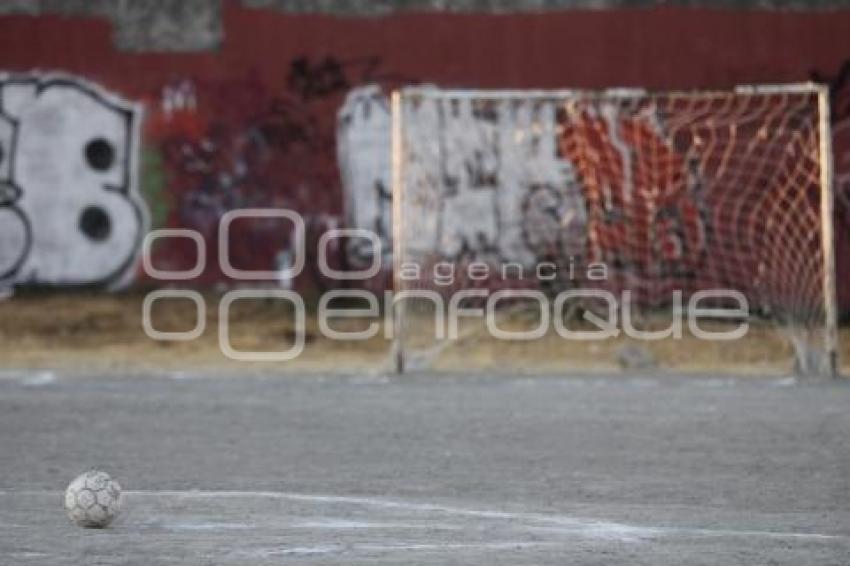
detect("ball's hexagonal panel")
[75,488,95,509]
[87,504,107,523]
[95,488,114,507]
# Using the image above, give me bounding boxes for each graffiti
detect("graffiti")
[161,80,197,116]
[435,98,503,263]
[340,88,586,277]
[142,56,414,284]
[0,73,147,289]
[288,56,350,101]
[337,85,393,268]
[558,101,709,288]
[344,89,720,302]
[288,55,413,102]
[147,77,322,281]
[811,60,850,124]
[521,183,587,264]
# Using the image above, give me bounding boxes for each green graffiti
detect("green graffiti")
[140,144,170,231]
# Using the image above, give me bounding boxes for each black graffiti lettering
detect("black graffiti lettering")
[811,60,850,122]
[287,56,351,101]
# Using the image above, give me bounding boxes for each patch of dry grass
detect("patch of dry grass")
[0,292,844,376]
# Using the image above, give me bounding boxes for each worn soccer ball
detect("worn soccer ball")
[63,470,123,528]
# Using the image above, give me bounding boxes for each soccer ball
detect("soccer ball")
[63,470,123,528]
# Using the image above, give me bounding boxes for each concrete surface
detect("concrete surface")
[0,370,848,564]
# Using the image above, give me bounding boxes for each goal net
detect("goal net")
[390,85,837,376]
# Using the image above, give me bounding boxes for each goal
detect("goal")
[389,84,837,376]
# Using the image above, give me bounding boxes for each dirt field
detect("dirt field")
[0,292,845,375]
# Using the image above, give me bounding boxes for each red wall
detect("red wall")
[2,2,850,307]
[3,4,850,91]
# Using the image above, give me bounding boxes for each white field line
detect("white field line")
[290,519,464,530]
[238,541,565,558]
[141,490,657,542]
[1,489,842,543]
[0,370,57,385]
[137,490,841,542]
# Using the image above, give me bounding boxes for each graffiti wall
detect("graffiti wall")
[396,92,586,267]
[1,2,850,307]
[0,73,146,289]
[141,56,408,288]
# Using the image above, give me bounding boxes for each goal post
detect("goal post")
[390,89,407,374]
[390,84,838,376]
[817,84,839,378]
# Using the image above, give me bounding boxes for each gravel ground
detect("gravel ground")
[0,370,848,565]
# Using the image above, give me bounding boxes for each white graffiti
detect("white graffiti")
[0,73,147,289]
[161,79,197,116]
[337,85,393,268]
[336,85,587,270]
